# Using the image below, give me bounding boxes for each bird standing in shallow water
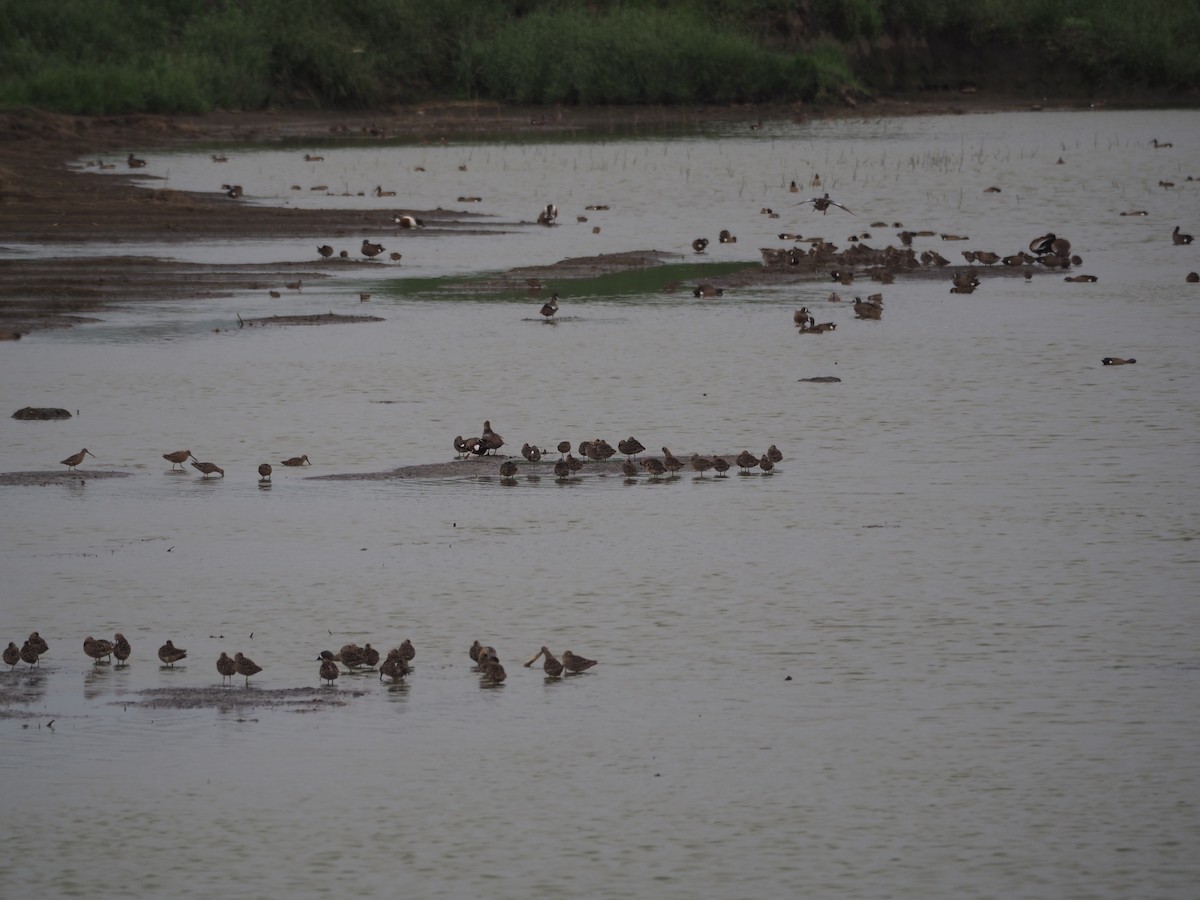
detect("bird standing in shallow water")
[191,460,224,478]
[280,455,310,467]
[540,293,560,319]
[28,632,48,656]
[234,652,262,685]
[60,448,94,472]
[216,652,237,684]
[561,650,597,674]
[711,456,731,477]
[379,648,411,682]
[319,653,339,685]
[158,640,187,667]
[19,641,39,668]
[3,642,19,670]
[162,449,192,470]
[523,646,564,677]
[113,633,131,666]
[399,639,415,662]
[258,463,272,482]
[83,635,115,664]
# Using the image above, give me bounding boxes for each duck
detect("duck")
[28,632,48,655]
[523,646,564,677]
[112,633,131,666]
[693,283,723,298]
[157,640,187,667]
[796,193,853,215]
[234,652,262,685]
[317,244,334,257]
[1029,233,1071,257]
[60,448,95,472]
[162,449,193,470]
[224,184,243,198]
[719,229,737,243]
[373,185,396,197]
[379,648,411,682]
[1188,272,1199,283]
[393,214,424,228]
[217,651,237,684]
[191,460,224,478]
[1102,357,1136,365]
[536,204,558,226]
[480,420,504,455]
[1173,226,1194,245]
[561,650,598,674]
[83,635,115,664]
[793,307,813,328]
[540,293,560,319]
[280,455,311,467]
[1064,275,1099,282]
[127,153,147,168]
[692,237,709,253]
[1151,138,1173,148]
[304,153,325,161]
[521,443,541,462]
[258,463,272,482]
[3,642,20,670]
[362,239,385,258]
[853,296,883,319]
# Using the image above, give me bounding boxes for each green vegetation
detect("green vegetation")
[0,0,1195,114]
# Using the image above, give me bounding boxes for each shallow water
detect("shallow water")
[2,109,1199,899]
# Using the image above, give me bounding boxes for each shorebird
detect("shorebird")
[112,633,131,666]
[191,460,224,478]
[690,454,713,477]
[319,655,339,685]
[398,639,415,662]
[621,459,638,478]
[480,420,504,455]
[540,294,560,319]
[735,450,759,474]
[258,463,272,482]
[317,244,334,257]
[711,455,731,477]
[692,237,709,253]
[565,454,584,477]
[536,204,558,226]
[393,214,424,228]
[1173,226,1194,245]
[561,650,597,674]
[759,454,775,475]
[60,448,94,472]
[3,642,19,670]
[83,636,115,664]
[1102,357,1136,365]
[554,459,570,479]
[19,641,39,668]
[557,440,572,459]
[479,653,507,684]
[234,652,262,685]
[379,648,411,681]
[661,448,683,477]
[499,460,519,480]
[158,640,187,667]
[361,643,380,668]
[362,239,385,258]
[523,646,564,677]
[280,455,310,467]
[797,193,853,215]
[640,457,666,478]
[389,252,402,261]
[766,444,783,464]
[28,632,48,656]
[618,437,645,459]
[162,449,193,470]
[330,644,366,669]
[217,651,237,684]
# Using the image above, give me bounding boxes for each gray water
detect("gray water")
[2,109,1199,899]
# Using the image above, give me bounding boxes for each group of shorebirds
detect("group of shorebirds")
[4,631,597,689]
[56,448,311,480]
[454,421,783,481]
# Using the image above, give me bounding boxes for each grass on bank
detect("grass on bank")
[0,0,1196,115]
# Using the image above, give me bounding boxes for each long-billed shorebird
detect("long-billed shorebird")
[3,642,20,670]
[561,650,598,675]
[258,463,272,482]
[523,646,564,677]
[690,454,713,478]
[60,448,94,472]
[162,449,193,470]
[399,639,415,662]
[234,652,262,685]
[379,648,411,682]
[191,460,224,478]
[217,651,237,685]
[618,437,645,459]
[28,632,48,655]
[83,635,115,664]
[112,633,131,666]
[158,640,187,667]
[19,641,39,668]
[319,654,340,685]
[280,455,310,467]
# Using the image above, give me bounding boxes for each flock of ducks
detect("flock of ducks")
[453,421,784,482]
[4,631,596,689]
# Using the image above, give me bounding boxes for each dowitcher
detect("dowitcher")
[766,444,783,464]
[113,633,131,666]
[399,639,415,662]
[565,454,584,477]
[554,459,570,479]
[60,448,94,472]
[258,463,272,482]
[622,459,638,479]
[540,294,560,319]
[217,651,237,684]
[561,650,598,674]
[363,643,380,668]
[83,636,115,664]
[690,454,713,477]
[157,640,187,667]
[523,646,564,677]
[361,239,385,258]
[735,450,759,474]
[19,641,39,668]
[711,455,731,477]
[234,652,262,685]
[28,632,48,655]
[319,655,339,685]
[591,439,617,462]
[1102,357,1136,365]
[280,455,310,467]
[334,644,367,669]
[759,454,775,475]
[661,448,683,477]
[317,244,334,257]
[557,440,571,459]
[618,437,645,459]
[191,460,224,478]
[379,648,411,681]
[162,449,193,470]
[479,654,507,684]
[640,457,666,478]
[1173,226,1194,245]
[3,642,19,670]
[797,193,853,215]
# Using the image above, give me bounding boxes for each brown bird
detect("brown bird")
[735,450,759,474]
[362,239,385,258]
[319,654,339,685]
[521,443,542,462]
[217,651,237,684]
[28,632,48,656]
[556,440,572,459]
[334,644,367,669]
[83,635,115,664]
[711,455,731,477]
[766,444,783,464]
[622,459,638,479]
[379,648,411,682]
[759,454,775,475]
[1173,226,1194,245]
[540,294,560,319]
[234,652,262,685]
[480,420,504,455]
[690,454,713,478]
[3,642,20,670]
[640,457,666,478]
[60,448,95,472]
[661,448,683,477]
[317,244,334,257]
[566,454,584,477]
[692,237,709,253]
[362,643,381,668]
[162,449,193,470]
[127,153,146,168]
[191,460,224,478]
[258,463,272,482]
[112,633,131,666]
[618,437,645,458]
[19,641,39,668]
[453,435,474,458]
[479,653,507,684]
[797,193,854,215]
[554,459,571,479]
[280,455,311,467]
[561,650,598,674]
[158,640,187,667]
[523,646,564,677]
[399,639,415,662]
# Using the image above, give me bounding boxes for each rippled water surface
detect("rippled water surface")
[2,109,1199,899]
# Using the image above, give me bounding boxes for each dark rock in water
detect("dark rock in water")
[12,407,72,420]
[798,376,842,383]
